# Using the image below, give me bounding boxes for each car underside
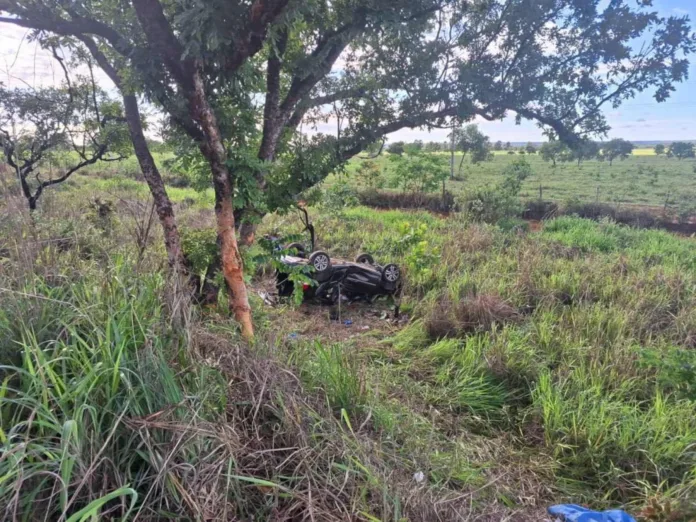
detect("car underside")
[265,207,403,311]
[276,252,402,306]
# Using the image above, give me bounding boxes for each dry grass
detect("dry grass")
[190,326,553,521]
[425,293,520,340]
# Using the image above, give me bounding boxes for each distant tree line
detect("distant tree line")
[388,139,528,155]
[655,142,695,159]
[387,139,696,166]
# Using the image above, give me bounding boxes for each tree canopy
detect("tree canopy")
[600,139,635,165]
[451,125,493,164]
[387,141,406,155]
[448,123,492,178]
[668,141,695,160]
[539,141,568,168]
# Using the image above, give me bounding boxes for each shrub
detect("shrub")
[357,189,457,212]
[322,180,360,211]
[355,159,385,189]
[639,346,696,401]
[388,149,449,194]
[462,159,532,223]
[563,200,659,228]
[522,200,559,220]
[463,187,522,223]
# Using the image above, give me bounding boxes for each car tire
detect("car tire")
[286,242,306,258]
[381,263,401,285]
[309,251,332,281]
[355,253,374,264]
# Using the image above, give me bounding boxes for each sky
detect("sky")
[1,0,695,143]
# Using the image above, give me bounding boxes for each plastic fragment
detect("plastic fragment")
[548,504,636,522]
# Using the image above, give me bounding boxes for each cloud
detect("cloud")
[673,8,689,15]
[637,118,646,122]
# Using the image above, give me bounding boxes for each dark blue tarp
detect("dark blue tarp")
[548,504,636,522]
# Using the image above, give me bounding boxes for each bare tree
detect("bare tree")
[0,80,129,210]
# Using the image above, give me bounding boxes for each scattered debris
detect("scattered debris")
[413,471,425,484]
[257,290,277,306]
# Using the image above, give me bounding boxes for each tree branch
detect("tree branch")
[225,0,291,72]
[0,10,134,58]
[258,28,288,161]
[279,20,363,117]
[130,0,193,91]
[77,34,204,142]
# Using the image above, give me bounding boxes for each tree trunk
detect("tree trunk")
[238,217,257,247]
[450,124,455,180]
[458,153,467,178]
[122,94,186,272]
[189,71,253,339]
[78,37,187,275]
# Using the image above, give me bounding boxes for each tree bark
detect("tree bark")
[189,70,254,339]
[122,94,187,272]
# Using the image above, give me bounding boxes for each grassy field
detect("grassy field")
[345,150,696,212]
[1,164,696,520]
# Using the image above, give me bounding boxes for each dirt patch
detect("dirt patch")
[265,299,408,345]
[249,271,410,345]
[527,219,543,232]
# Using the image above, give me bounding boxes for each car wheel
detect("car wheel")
[381,263,401,284]
[309,251,332,281]
[355,253,374,264]
[286,242,306,258]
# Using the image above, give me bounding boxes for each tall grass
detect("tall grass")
[0,261,236,519]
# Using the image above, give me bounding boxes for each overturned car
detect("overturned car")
[270,208,402,306]
[277,250,402,305]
